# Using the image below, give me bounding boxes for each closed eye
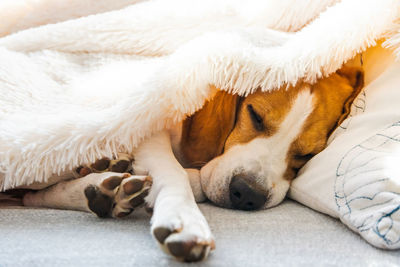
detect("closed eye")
[247,104,264,131]
[294,153,314,162]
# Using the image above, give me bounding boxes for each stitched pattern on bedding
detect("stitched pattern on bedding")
[335,121,400,248]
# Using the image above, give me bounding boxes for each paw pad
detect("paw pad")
[84,185,113,218]
[84,174,151,219]
[152,225,215,262]
[75,153,133,178]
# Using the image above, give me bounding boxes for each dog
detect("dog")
[21,66,363,262]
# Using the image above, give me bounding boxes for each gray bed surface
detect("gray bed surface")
[0,200,399,267]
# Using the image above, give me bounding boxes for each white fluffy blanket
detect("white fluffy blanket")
[0,0,399,190]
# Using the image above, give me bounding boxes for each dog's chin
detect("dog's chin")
[200,159,232,208]
[264,181,290,208]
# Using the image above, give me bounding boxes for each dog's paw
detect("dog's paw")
[83,173,151,218]
[112,175,152,218]
[151,203,215,262]
[76,153,133,177]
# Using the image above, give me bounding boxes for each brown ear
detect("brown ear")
[180,90,240,168]
[309,66,364,140]
[335,66,365,126]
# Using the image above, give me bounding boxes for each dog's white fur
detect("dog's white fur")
[200,88,315,208]
[1,0,398,261]
[22,86,315,260]
[134,131,214,259]
[132,88,315,258]
[1,0,400,190]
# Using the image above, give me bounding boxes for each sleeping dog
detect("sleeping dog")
[22,66,363,261]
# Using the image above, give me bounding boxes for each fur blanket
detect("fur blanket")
[0,0,399,190]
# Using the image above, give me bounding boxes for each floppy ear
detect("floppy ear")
[180,90,240,168]
[335,66,365,126]
[308,66,364,141]
[294,67,364,156]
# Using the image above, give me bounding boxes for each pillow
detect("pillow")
[289,46,400,249]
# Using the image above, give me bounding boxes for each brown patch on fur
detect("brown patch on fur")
[181,67,363,182]
[180,90,241,168]
[284,67,364,180]
[224,85,309,150]
[335,67,365,127]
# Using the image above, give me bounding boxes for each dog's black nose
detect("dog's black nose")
[229,175,267,210]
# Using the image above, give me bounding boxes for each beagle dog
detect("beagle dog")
[21,66,363,262]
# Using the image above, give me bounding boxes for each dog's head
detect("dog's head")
[181,67,364,210]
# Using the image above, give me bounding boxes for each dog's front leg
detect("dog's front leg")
[23,172,152,218]
[134,130,215,262]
